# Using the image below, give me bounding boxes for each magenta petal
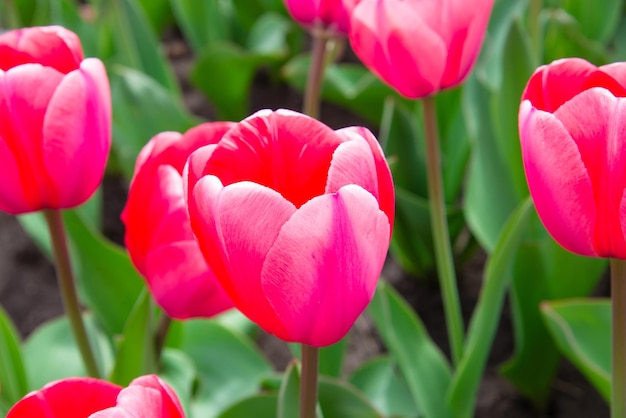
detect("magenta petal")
[144,241,232,319]
[520,100,596,256]
[7,378,121,418]
[43,58,110,208]
[261,185,390,346]
[190,176,296,337]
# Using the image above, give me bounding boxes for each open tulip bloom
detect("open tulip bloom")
[184,109,394,348]
[519,57,626,417]
[122,123,234,320]
[7,375,185,418]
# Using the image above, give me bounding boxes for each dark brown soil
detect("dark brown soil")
[0,33,610,418]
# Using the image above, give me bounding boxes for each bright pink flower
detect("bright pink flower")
[122,123,235,319]
[349,0,494,98]
[7,375,184,417]
[185,109,394,347]
[0,25,111,214]
[283,0,361,34]
[519,58,626,258]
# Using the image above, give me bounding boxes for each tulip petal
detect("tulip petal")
[520,100,596,256]
[190,176,296,337]
[0,26,83,73]
[90,375,184,418]
[334,126,395,229]
[42,58,110,208]
[0,64,64,212]
[7,378,121,418]
[205,109,341,207]
[261,185,390,346]
[144,241,232,319]
[522,58,626,112]
[325,132,378,197]
[553,89,626,257]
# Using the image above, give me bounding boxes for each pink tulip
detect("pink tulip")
[283,0,361,34]
[519,58,626,258]
[0,25,111,214]
[7,375,184,418]
[185,109,394,347]
[349,0,494,98]
[122,123,235,319]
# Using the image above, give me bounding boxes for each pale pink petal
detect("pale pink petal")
[7,378,121,418]
[190,176,296,337]
[599,62,626,90]
[261,185,390,346]
[144,241,232,319]
[205,109,342,207]
[553,89,626,257]
[520,100,596,256]
[325,132,378,197]
[42,58,111,208]
[334,126,394,229]
[0,64,64,212]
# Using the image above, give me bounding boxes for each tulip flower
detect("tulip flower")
[185,109,394,347]
[349,0,494,98]
[122,123,235,319]
[7,375,184,418]
[0,25,111,214]
[519,58,626,258]
[283,0,360,34]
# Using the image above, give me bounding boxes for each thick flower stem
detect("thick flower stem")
[422,96,464,366]
[300,344,319,418]
[43,209,100,378]
[303,25,330,119]
[611,258,626,418]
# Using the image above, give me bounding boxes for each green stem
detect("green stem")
[299,344,319,418]
[303,26,330,119]
[611,258,626,418]
[529,0,543,65]
[422,96,464,366]
[154,313,172,365]
[43,210,100,378]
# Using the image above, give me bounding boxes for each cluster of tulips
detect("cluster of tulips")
[2,0,626,417]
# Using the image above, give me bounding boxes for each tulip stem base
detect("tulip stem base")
[43,209,100,378]
[422,96,464,366]
[611,258,626,418]
[300,344,319,418]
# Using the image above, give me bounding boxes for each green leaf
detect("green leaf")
[137,0,172,34]
[172,320,272,417]
[191,41,264,121]
[0,307,28,412]
[110,65,199,180]
[22,315,114,390]
[500,212,606,406]
[447,199,533,418]
[105,0,180,96]
[368,281,452,418]
[170,0,231,51]
[318,377,382,418]
[561,0,622,42]
[246,12,292,56]
[159,348,197,417]
[18,210,145,336]
[541,299,610,401]
[349,356,418,418]
[490,18,533,199]
[281,57,407,124]
[462,74,520,252]
[216,394,278,418]
[278,362,301,418]
[109,291,156,385]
